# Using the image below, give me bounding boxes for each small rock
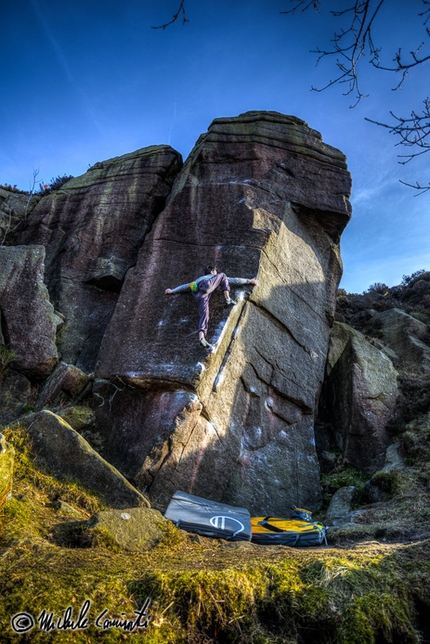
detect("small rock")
[57,500,83,516]
[37,362,89,409]
[85,507,169,551]
[319,450,338,473]
[325,485,357,526]
[57,405,96,432]
[382,441,404,471]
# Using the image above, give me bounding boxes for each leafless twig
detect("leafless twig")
[281,0,429,107]
[152,0,189,30]
[365,98,430,159]
[365,98,430,193]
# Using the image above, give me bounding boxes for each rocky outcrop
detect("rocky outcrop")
[0,187,39,244]
[324,485,357,526]
[21,410,150,509]
[16,146,182,371]
[376,308,430,371]
[0,246,61,378]
[318,322,398,474]
[95,111,352,514]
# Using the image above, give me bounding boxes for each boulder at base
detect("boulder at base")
[95,111,352,514]
[21,410,150,509]
[36,361,90,409]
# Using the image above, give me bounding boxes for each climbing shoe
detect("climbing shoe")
[199,338,215,351]
[225,297,236,306]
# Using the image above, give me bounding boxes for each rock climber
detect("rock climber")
[165,266,258,350]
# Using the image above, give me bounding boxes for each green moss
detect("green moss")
[0,345,16,383]
[84,525,123,552]
[368,470,399,498]
[1,536,429,642]
[0,426,104,546]
[409,311,429,325]
[21,403,36,413]
[1,427,430,643]
[403,418,430,466]
[322,464,369,507]
[58,406,95,432]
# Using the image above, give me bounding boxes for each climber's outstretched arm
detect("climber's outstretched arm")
[228,277,258,286]
[164,281,192,295]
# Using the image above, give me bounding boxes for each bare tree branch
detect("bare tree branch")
[399,179,430,195]
[279,0,430,188]
[151,0,189,30]
[365,98,430,192]
[365,98,430,158]
[281,0,321,13]
[281,0,429,106]
[152,0,430,189]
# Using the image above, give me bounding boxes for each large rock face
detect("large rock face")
[16,146,182,371]
[95,111,352,514]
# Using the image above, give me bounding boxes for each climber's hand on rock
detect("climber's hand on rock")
[249,279,258,286]
[165,288,173,295]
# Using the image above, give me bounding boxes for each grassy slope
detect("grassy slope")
[1,428,430,643]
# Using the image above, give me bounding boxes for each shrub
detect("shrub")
[397,372,430,423]
[0,184,27,195]
[322,464,369,508]
[38,174,74,195]
[401,269,428,286]
[409,311,429,324]
[366,282,389,295]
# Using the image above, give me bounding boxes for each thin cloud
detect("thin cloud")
[28,0,104,135]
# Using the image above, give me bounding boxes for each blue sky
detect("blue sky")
[1,0,429,293]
